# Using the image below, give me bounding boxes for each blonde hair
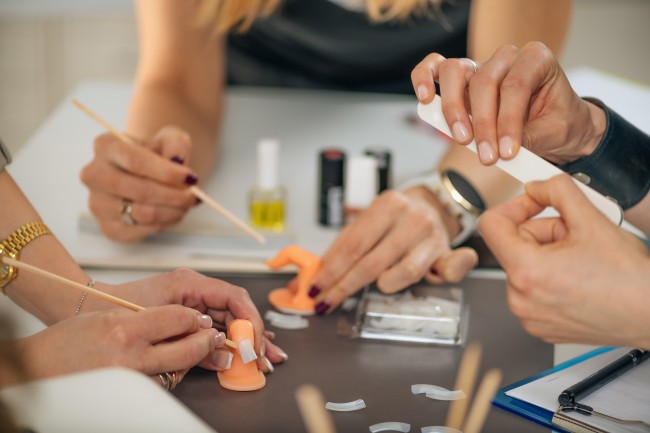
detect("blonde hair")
[195,0,445,34]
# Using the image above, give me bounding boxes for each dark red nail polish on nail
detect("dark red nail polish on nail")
[308,285,321,298]
[171,155,185,164]
[315,301,330,315]
[185,173,199,185]
[195,197,203,206]
[430,267,439,275]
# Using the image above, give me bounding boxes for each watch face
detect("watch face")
[0,249,16,288]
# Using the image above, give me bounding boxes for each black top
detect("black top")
[227,0,471,94]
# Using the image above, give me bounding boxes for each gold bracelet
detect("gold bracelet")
[0,221,52,294]
[74,279,95,316]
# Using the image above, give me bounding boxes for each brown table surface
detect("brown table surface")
[173,273,552,433]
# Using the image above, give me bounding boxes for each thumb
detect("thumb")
[426,247,478,284]
[148,126,193,164]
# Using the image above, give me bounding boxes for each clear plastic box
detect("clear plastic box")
[353,284,467,346]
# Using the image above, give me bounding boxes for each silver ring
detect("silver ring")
[120,199,137,226]
[461,58,478,73]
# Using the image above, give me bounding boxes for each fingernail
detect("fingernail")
[315,300,330,315]
[264,330,276,340]
[417,84,429,101]
[198,314,213,329]
[195,197,203,206]
[477,141,495,164]
[184,173,199,185]
[212,350,233,370]
[308,285,321,298]
[277,350,289,361]
[214,332,226,347]
[452,121,470,142]
[499,136,515,159]
[171,155,185,165]
[264,356,274,373]
[429,267,439,275]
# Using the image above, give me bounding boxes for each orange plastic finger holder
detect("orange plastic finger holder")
[267,245,321,315]
[217,319,266,391]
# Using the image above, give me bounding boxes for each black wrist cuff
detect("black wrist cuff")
[560,98,650,210]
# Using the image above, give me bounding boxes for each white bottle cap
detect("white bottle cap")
[345,155,378,209]
[257,138,279,190]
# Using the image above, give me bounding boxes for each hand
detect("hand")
[85,268,287,373]
[309,188,478,314]
[80,126,200,243]
[478,174,650,348]
[411,42,606,165]
[18,305,225,385]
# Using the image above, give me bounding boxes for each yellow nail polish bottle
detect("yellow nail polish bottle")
[249,138,286,231]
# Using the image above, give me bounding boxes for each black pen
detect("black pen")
[558,348,650,407]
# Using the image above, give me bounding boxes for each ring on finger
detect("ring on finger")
[460,57,478,73]
[159,371,180,391]
[120,199,137,226]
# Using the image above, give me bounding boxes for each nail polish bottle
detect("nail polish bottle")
[249,138,286,231]
[344,155,378,224]
[318,148,346,227]
[364,147,392,193]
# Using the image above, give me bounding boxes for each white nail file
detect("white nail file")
[417,98,623,226]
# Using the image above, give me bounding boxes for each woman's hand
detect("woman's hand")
[411,42,606,166]
[80,126,200,243]
[478,174,650,349]
[18,305,227,385]
[309,188,478,314]
[84,269,287,373]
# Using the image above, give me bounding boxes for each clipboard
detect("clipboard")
[493,347,616,433]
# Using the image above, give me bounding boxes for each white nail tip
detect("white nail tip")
[369,422,411,432]
[411,384,466,401]
[238,339,257,364]
[265,310,309,330]
[325,399,366,412]
[421,427,461,433]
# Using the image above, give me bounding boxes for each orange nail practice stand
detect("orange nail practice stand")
[217,320,266,392]
[267,245,321,315]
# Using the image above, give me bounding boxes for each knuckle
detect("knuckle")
[377,189,408,212]
[400,260,425,284]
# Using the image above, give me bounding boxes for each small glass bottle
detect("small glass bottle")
[249,138,286,232]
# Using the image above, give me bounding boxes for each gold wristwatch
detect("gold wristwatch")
[0,221,52,293]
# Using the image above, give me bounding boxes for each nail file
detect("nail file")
[417,98,623,226]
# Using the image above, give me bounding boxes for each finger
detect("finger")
[429,247,479,283]
[82,159,197,207]
[524,175,612,232]
[495,42,561,160]
[186,276,266,360]
[518,217,569,245]
[263,338,289,364]
[147,126,193,165]
[314,192,399,291]
[477,193,546,266]
[438,58,477,144]
[375,239,445,294]
[411,52,446,103]
[95,219,163,243]
[317,223,430,310]
[89,191,190,226]
[467,45,519,165]
[147,328,219,374]
[199,348,234,372]
[92,132,198,188]
[134,305,205,341]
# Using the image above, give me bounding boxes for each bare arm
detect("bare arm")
[128,0,226,178]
